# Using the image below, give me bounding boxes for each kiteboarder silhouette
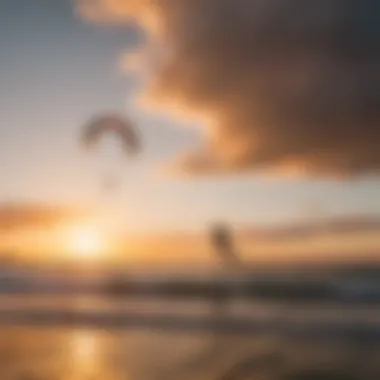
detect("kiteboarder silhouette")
[210,222,241,270]
[173,223,245,375]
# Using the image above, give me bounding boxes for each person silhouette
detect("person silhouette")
[210,223,241,270]
[174,223,244,373]
[209,222,243,316]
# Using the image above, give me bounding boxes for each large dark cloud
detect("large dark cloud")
[77,0,380,177]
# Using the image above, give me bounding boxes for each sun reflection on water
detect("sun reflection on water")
[69,330,101,379]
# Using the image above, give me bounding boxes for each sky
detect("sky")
[0,0,380,240]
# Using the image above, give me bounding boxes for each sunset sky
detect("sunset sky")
[0,1,379,264]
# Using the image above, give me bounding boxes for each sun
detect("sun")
[66,226,105,260]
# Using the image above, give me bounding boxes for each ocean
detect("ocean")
[0,295,379,380]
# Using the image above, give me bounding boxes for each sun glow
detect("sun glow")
[65,226,105,260]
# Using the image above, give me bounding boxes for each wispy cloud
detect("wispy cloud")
[116,215,380,266]
[240,215,380,241]
[0,203,90,231]
[77,0,380,177]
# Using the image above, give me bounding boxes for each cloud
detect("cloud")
[125,215,380,245]
[0,203,90,232]
[77,0,380,177]
[241,215,380,241]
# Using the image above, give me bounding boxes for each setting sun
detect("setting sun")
[65,226,105,260]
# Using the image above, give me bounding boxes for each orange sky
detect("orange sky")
[2,207,379,269]
[1,2,379,270]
